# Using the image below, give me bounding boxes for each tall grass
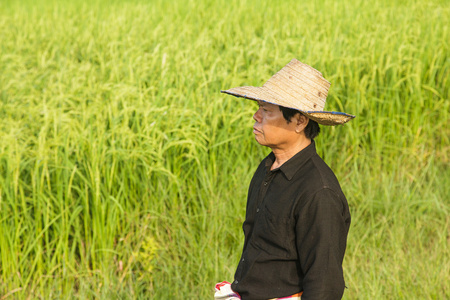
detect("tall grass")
[0,0,448,298]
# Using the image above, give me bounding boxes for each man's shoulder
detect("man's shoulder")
[295,153,343,194]
[291,154,349,215]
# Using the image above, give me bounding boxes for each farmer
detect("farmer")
[215,59,354,300]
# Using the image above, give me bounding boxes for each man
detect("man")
[216,59,354,300]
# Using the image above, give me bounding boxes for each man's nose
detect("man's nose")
[253,108,261,122]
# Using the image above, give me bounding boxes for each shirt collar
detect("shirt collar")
[265,140,317,181]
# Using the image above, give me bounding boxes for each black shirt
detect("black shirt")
[231,141,351,300]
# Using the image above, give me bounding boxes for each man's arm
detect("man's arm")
[296,188,350,300]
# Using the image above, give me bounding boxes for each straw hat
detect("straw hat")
[221,59,355,125]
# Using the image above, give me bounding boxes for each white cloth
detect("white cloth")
[214,281,241,300]
[214,281,302,299]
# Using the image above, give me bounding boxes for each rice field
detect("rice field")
[0,0,449,298]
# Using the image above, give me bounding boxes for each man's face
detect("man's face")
[252,101,299,149]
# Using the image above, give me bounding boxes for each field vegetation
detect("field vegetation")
[0,0,448,298]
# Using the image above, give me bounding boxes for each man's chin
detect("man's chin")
[254,136,267,147]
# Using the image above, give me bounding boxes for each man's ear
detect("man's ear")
[294,113,309,133]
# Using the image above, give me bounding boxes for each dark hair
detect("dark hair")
[279,106,320,140]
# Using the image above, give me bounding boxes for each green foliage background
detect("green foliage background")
[0,0,448,298]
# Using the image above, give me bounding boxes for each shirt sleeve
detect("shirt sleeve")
[295,187,349,300]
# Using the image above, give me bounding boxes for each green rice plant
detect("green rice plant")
[0,0,448,298]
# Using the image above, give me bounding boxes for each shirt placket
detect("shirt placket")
[234,170,277,286]
[256,170,276,214]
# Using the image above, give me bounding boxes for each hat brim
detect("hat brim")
[221,89,355,126]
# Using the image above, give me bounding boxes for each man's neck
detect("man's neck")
[270,138,312,170]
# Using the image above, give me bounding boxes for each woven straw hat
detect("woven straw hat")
[221,59,355,125]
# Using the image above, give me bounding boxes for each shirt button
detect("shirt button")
[264,182,268,186]
[256,208,260,213]
[242,258,245,262]
[235,280,238,284]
